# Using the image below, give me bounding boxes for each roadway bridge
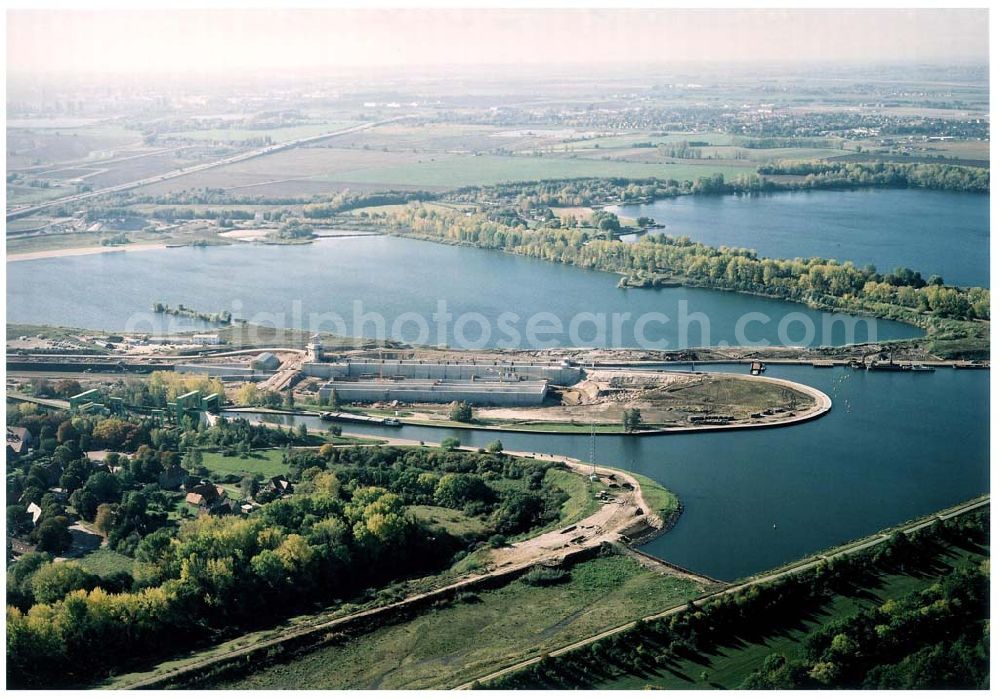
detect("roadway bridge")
[6,392,71,410]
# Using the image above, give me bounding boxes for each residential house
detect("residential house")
[6,427,35,460]
[269,476,294,496]
[26,502,43,527]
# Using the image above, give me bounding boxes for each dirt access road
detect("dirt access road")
[112,440,667,690]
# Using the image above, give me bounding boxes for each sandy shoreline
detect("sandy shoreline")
[7,242,169,262]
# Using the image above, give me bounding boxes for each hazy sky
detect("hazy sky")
[7,8,989,76]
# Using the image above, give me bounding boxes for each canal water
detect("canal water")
[6,235,921,347]
[611,189,989,288]
[224,363,989,582]
[8,189,987,580]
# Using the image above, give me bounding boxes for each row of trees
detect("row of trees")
[490,510,988,690]
[742,559,988,689]
[374,205,989,322]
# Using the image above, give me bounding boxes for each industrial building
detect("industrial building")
[318,378,549,406]
[303,358,581,385]
[251,352,282,371]
[175,352,283,380]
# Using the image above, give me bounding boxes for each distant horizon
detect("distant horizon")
[7,8,989,78]
[5,58,990,91]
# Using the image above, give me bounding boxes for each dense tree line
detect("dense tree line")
[735,136,841,150]
[374,205,988,322]
[489,510,988,690]
[302,190,438,218]
[447,177,689,209]
[758,161,989,193]
[6,485,445,687]
[146,207,257,222]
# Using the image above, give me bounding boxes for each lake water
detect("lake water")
[8,190,987,579]
[226,364,989,582]
[6,235,921,349]
[611,189,990,288]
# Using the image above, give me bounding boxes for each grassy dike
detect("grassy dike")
[98,451,686,690]
[485,500,989,690]
[178,463,688,690]
[201,553,711,690]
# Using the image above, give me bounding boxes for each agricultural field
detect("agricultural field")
[7,122,143,170]
[5,181,79,207]
[130,145,754,198]
[6,120,237,209]
[211,554,709,690]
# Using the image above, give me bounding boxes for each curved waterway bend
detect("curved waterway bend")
[6,235,921,347]
[225,365,988,582]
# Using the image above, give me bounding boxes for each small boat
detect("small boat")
[383,418,402,426]
[909,364,935,372]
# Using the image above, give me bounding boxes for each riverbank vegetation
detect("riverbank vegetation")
[758,161,989,193]
[370,203,988,349]
[441,162,987,213]
[488,508,988,690]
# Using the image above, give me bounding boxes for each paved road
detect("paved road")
[6,118,408,221]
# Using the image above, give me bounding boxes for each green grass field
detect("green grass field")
[630,473,680,521]
[6,182,79,206]
[407,505,490,538]
[213,554,707,690]
[543,468,602,528]
[201,449,290,479]
[75,549,136,578]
